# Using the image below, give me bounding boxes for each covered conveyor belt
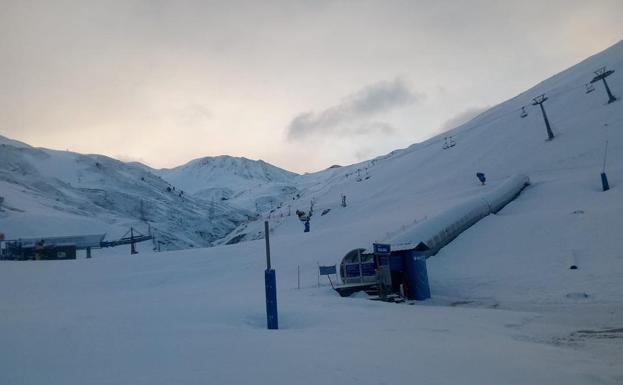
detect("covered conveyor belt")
[374,174,530,256]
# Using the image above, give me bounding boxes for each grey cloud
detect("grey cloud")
[439,106,490,133]
[179,104,212,126]
[343,121,395,136]
[286,78,418,140]
[354,147,374,161]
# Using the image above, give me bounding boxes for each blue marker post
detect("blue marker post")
[476,172,486,186]
[601,140,610,192]
[264,221,278,330]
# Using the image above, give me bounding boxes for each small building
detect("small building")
[338,243,431,301]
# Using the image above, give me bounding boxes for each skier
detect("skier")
[476,172,486,185]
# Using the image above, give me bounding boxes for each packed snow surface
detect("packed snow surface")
[1,41,623,384]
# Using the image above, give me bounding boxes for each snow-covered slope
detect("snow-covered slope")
[0,141,255,249]
[1,40,623,385]
[222,40,623,249]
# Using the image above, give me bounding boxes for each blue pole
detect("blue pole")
[264,221,278,329]
[601,141,610,191]
[601,172,610,191]
[265,269,279,329]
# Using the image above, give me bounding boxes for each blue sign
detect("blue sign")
[373,243,391,255]
[319,265,336,276]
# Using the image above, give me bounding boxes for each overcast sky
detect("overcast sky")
[1,0,622,173]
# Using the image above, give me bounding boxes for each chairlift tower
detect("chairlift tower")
[590,67,617,104]
[130,227,138,255]
[532,94,554,140]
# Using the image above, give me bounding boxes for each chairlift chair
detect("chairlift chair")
[448,136,456,147]
[585,83,595,94]
[520,106,528,118]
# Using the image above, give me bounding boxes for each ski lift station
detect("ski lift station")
[0,227,153,261]
[0,234,106,260]
[337,174,530,301]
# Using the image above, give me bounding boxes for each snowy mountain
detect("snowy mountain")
[1,39,622,385]
[0,138,255,250]
[158,155,296,193]
[155,155,299,213]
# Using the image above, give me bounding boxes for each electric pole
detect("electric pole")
[130,227,138,255]
[590,67,617,104]
[532,94,554,141]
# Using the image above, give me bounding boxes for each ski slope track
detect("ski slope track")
[1,41,623,384]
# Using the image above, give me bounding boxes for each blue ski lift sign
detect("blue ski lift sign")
[373,243,391,255]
